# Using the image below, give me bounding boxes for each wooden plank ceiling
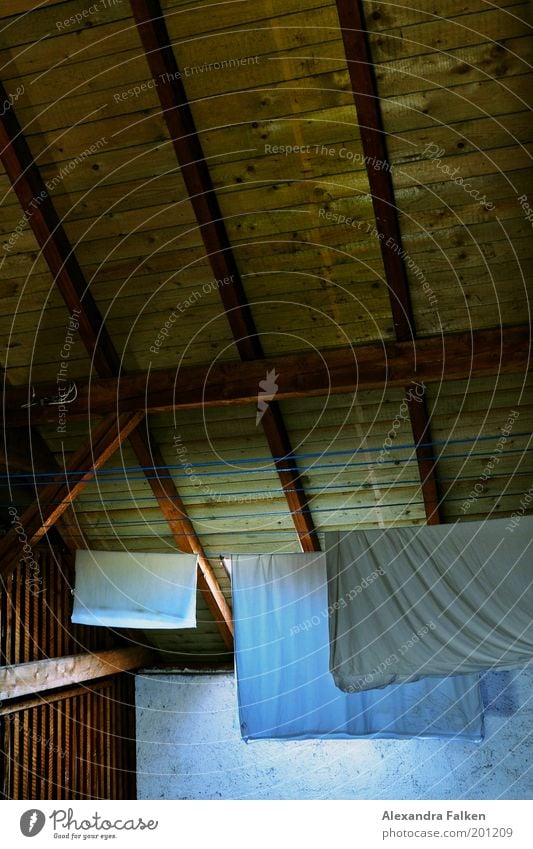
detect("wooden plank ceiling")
[0,0,531,659]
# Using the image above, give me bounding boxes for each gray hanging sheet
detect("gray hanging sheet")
[326,518,533,692]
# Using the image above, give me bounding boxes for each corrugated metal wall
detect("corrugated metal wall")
[0,549,137,799]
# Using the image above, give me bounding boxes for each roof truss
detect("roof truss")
[0,1,531,658]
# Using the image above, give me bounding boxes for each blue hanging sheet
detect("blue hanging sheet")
[232,553,484,742]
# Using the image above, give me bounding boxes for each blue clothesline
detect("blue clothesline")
[1,430,530,482]
[42,489,529,529]
[2,469,530,508]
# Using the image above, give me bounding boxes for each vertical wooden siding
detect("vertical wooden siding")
[0,550,137,799]
[0,550,118,665]
[1,676,136,800]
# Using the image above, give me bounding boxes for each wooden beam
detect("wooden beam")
[336,0,442,521]
[4,325,530,425]
[128,426,234,649]
[0,80,233,648]
[131,0,319,552]
[0,412,143,579]
[0,678,113,716]
[0,647,153,702]
[143,663,234,672]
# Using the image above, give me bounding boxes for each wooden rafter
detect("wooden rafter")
[0,412,144,579]
[0,80,120,380]
[8,422,89,551]
[130,0,319,552]
[334,1,413,342]
[408,393,440,522]
[128,427,234,647]
[0,84,233,648]
[336,0,442,523]
[4,325,530,425]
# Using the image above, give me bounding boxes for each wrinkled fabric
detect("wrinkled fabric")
[72,550,198,628]
[232,552,483,741]
[326,518,533,693]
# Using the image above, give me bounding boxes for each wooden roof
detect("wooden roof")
[1,0,532,660]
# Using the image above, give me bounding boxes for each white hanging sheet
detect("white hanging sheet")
[72,550,198,628]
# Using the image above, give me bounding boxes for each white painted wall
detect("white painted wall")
[136,668,533,800]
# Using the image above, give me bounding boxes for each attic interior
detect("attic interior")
[0,0,532,802]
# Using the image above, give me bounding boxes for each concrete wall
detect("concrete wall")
[136,668,533,800]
